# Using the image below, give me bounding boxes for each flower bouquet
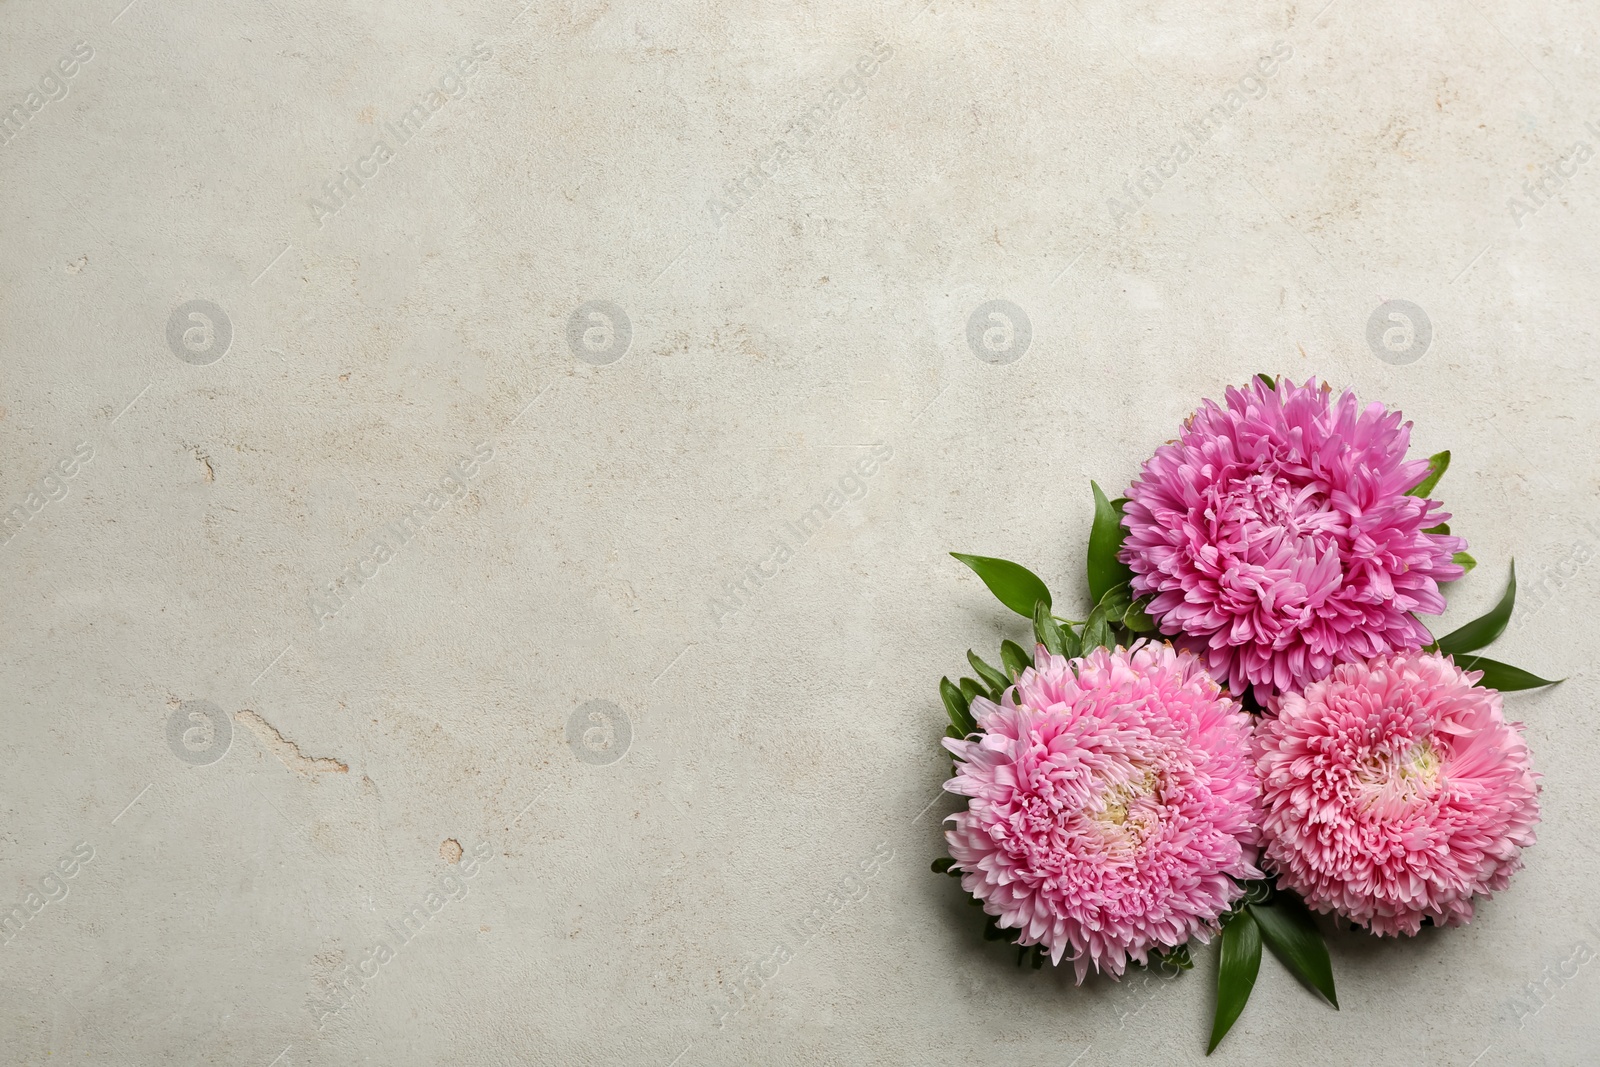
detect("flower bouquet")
[932,376,1556,1052]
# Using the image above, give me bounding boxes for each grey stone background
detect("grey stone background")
[2,0,1597,1064]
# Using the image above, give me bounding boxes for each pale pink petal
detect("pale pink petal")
[943,642,1262,981]
[1255,651,1540,936]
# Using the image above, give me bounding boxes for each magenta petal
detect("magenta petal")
[1119,376,1463,702]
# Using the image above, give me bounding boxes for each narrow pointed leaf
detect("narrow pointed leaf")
[1087,483,1135,605]
[1034,601,1066,657]
[1453,551,1477,574]
[1097,582,1133,620]
[1058,621,1082,659]
[1248,897,1337,1008]
[967,651,1009,697]
[940,677,975,735]
[1208,910,1263,1055]
[1081,604,1112,653]
[1407,450,1450,498]
[1454,655,1562,691]
[1256,373,1276,389]
[1424,523,1450,536]
[951,553,1051,618]
[999,640,1031,680]
[959,677,984,706]
[1436,562,1516,656]
[1124,594,1158,633]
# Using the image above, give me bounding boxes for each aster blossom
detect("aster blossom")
[1255,651,1540,937]
[942,641,1261,982]
[939,387,1560,1052]
[1120,376,1467,703]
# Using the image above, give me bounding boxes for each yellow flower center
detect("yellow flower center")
[1355,739,1443,816]
[1090,769,1161,844]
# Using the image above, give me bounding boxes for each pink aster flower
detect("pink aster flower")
[1256,651,1540,937]
[1121,376,1467,703]
[942,642,1261,982]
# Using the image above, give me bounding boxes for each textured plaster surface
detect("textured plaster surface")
[2,1,1599,1065]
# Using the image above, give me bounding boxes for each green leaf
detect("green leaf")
[959,678,984,707]
[967,651,1009,697]
[1407,450,1451,498]
[1087,483,1136,605]
[1097,582,1133,620]
[1248,897,1337,1009]
[1454,655,1562,691]
[951,553,1052,618]
[940,677,975,735]
[1123,594,1158,633]
[1058,620,1082,659]
[1151,942,1195,975]
[1436,561,1516,656]
[931,857,955,874]
[1208,910,1263,1055]
[1034,601,1066,657]
[1255,373,1276,389]
[1424,523,1450,536]
[999,640,1031,680]
[1081,604,1112,653]
[1453,551,1477,574]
